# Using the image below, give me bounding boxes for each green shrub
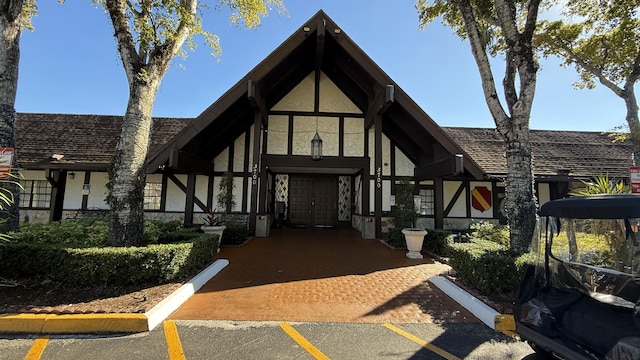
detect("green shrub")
[0,234,219,285]
[448,239,532,295]
[422,229,452,256]
[12,219,108,247]
[386,228,406,249]
[220,223,249,246]
[470,221,510,247]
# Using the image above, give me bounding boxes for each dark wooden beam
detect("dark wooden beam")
[434,177,444,228]
[374,113,382,236]
[247,80,268,127]
[184,173,196,225]
[414,154,463,180]
[315,18,326,89]
[249,110,262,233]
[168,149,214,174]
[262,154,369,169]
[365,85,394,129]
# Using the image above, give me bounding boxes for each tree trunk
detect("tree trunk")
[501,120,537,254]
[107,80,159,246]
[622,87,640,164]
[0,1,24,233]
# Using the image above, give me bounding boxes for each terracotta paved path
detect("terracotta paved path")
[169,228,479,324]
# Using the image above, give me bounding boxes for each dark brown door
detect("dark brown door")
[289,176,312,226]
[314,177,337,226]
[288,175,337,227]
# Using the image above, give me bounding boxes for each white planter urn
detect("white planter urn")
[402,228,427,259]
[201,225,226,253]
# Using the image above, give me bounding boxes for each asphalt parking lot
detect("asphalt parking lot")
[2,320,538,360]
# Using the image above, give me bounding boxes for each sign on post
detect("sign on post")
[630,166,640,193]
[0,147,13,179]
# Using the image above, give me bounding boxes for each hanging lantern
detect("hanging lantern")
[311,130,323,160]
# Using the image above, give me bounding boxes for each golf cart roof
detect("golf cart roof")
[539,194,640,219]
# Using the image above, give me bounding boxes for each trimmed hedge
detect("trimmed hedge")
[220,223,249,246]
[0,234,219,285]
[448,239,533,295]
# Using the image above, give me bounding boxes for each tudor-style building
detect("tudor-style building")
[15,11,634,236]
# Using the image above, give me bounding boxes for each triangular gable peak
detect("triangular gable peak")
[149,10,483,180]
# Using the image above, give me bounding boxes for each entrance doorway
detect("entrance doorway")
[288,175,337,227]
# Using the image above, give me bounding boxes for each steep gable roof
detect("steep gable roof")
[443,127,633,179]
[147,10,485,179]
[16,113,191,170]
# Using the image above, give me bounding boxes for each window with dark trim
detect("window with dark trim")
[144,182,162,210]
[20,180,52,208]
[418,188,434,216]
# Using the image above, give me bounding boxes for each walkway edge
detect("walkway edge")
[428,276,499,329]
[146,259,229,331]
[0,259,229,334]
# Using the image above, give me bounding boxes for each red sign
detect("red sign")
[0,147,13,179]
[631,167,640,194]
[471,186,492,212]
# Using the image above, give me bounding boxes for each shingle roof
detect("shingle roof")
[443,127,634,179]
[16,113,192,170]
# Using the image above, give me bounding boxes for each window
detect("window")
[417,188,434,215]
[144,182,162,210]
[20,180,52,208]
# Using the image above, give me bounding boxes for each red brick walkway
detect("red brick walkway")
[169,228,479,324]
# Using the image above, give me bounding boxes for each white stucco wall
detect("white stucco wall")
[395,147,414,177]
[271,73,315,111]
[319,72,361,114]
[86,172,109,209]
[63,171,84,209]
[382,179,391,212]
[292,116,339,156]
[214,147,229,172]
[267,115,288,155]
[344,117,364,157]
[166,174,187,212]
[538,182,551,207]
[233,135,245,172]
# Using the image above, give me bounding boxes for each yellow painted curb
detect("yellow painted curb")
[494,314,518,338]
[0,313,148,334]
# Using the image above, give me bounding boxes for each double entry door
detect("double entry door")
[288,175,337,227]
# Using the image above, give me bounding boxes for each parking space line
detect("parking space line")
[279,322,330,360]
[163,320,187,360]
[24,335,49,360]
[383,324,461,360]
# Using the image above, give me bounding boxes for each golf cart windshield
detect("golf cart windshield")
[536,194,640,307]
[517,194,640,359]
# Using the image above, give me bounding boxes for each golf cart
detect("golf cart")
[514,194,640,360]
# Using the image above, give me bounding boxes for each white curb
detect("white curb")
[146,259,229,330]
[428,276,499,329]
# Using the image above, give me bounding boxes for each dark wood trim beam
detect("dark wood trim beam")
[262,154,369,169]
[168,149,214,174]
[414,155,464,180]
[247,80,268,127]
[249,110,262,233]
[315,18,325,91]
[365,85,394,129]
[374,113,382,236]
[184,173,196,225]
[434,177,444,228]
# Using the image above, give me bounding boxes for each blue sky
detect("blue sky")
[15,0,632,131]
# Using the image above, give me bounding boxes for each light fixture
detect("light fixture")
[311,117,322,161]
[68,171,74,179]
[303,26,311,32]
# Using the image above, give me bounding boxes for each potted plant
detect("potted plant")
[391,177,426,259]
[201,207,226,239]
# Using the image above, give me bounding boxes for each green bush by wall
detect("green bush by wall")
[0,233,219,285]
